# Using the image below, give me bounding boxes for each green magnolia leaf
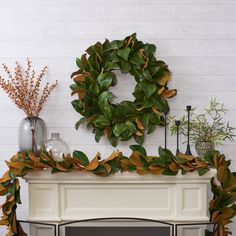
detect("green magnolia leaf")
[88,81,100,96]
[103,104,112,119]
[198,168,209,176]
[73,150,89,166]
[143,43,156,56]
[155,95,169,112]
[9,171,16,180]
[142,70,153,81]
[147,123,156,134]
[140,113,149,129]
[86,42,103,57]
[203,150,217,166]
[120,130,133,141]
[88,54,100,72]
[141,80,156,98]
[106,159,120,173]
[113,123,128,137]
[8,183,16,195]
[106,62,119,70]
[93,165,108,176]
[109,136,118,147]
[162,168,178,176]
[158,147,175,163]
[117,48,131,61]
[104,40,123,51]
[76,54,88,70]
[129,144,147,156]
[134,134,144,145]
[94,115,111,127]
[70,83,79,91]
[75,117,87,129]
[130,51,145,66]
[98,91,114,110]
[71,100,84,113]
[97,72,115,88]
[120,59,132,73]
[175,155,188,164]
[95,129,104,143]
[125,121,137,133]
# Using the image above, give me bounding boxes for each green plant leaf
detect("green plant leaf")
[97,72,115,88]
[162,168,178,176]
[134,135,144,145]
[142,70,153,81]
[73,150,89,166]
[198,168,209,176]
[141,80,156,98]
[94,115,111,128]
[109,136,118,147]
[113,123,128,137]
[88,81,100,96]
[143,43,156,56]
[117,48,131,61]
[129,144,147,156]
[155,95,169,112]
[140,113,149,129]
[120,59,132,73]
[125,121,137,133]
[71,100,84,113]
[75,117,87,129]
[104,40,123,51]
[158,147,175,163]
[95,129,103,143]
[98,91,114,110]
[130,51,145,66]
[76,54,87,70]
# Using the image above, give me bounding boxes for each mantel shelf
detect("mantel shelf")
[24,168,216,184]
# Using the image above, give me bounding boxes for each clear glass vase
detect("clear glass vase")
[18,117,47,154]
[45,133,70,161]
[195,141,215,158]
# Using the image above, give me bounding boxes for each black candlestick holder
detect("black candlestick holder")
[164,110,168,149]
[185,105,192,155]
[175,120,180,155]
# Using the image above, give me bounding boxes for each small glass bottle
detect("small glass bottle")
[45,132,70,161]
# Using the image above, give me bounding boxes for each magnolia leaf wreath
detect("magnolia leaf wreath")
[70,34,177,146]
[0,147,236,235]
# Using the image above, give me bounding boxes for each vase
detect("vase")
[18,117,47,154]
[195,141,215,158]
[45,132,70,161]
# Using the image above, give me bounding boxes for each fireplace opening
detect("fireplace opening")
[58,218,174,236]
[65,226,170,236]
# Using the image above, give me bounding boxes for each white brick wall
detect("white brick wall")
[0,0,236,234]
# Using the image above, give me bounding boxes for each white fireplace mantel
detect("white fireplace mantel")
[24,169,216,224]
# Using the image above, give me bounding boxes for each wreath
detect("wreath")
[70,34,176,146]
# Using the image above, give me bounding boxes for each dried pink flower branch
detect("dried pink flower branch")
[0,58,58,117]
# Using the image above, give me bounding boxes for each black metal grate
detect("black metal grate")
[17,218,219,236]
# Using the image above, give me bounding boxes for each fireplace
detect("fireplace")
[23,169,216,236]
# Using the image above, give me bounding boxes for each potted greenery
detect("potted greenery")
[169,99,235,157]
